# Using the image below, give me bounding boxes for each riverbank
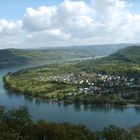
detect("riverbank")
[1,67,140,131]
[3,63,140,106]
[4,74,140,106]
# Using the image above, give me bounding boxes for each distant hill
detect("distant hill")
[0,48,91,68]
[75,45,140,75]
[0,43,132,68]
[63,43,131,55]
[103,46,140,64]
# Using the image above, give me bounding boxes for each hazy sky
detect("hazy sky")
[0,0,140,49]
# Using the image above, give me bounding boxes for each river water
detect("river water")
[0,66,140,131]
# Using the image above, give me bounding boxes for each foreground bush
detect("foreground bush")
[0,106,140,140]
[0,106,96,140]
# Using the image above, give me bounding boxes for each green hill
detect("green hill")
[0,48,93,68]
[0,44,130,68]
[103,46,140,64]
[76,46,140,76]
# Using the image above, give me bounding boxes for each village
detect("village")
[48,72,140,97]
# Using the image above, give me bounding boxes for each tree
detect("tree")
[102,125,130,140]
[5,106,32,127]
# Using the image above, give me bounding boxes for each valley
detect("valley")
[4,46,140,105]
[0,45,140,135]
[1,0,140,139]
[0,43,130,68]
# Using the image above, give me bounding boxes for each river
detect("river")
[0,66,140,131]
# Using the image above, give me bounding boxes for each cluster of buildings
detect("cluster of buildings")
[48,72,140,95]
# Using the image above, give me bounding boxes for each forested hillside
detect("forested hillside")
[104,46,140,64]
[76,46,140,75]
[0,44,130,68]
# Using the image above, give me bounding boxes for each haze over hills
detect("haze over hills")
[76,45,140,75]
[0,43,133,68]
[105,46,140,64]
[79,45,140,65]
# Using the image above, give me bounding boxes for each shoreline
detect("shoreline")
[4,85,140,108]
[3,75,140,107]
